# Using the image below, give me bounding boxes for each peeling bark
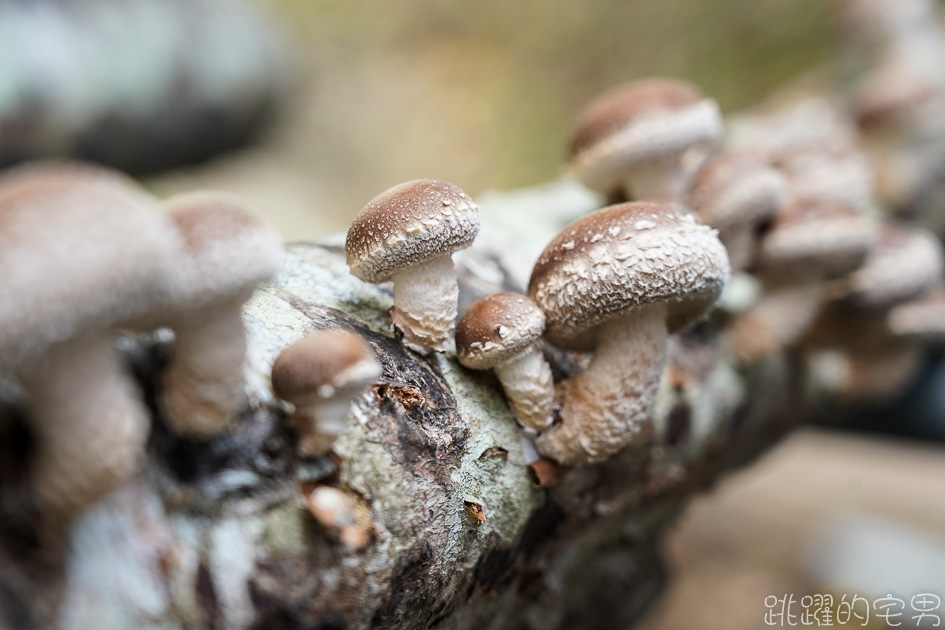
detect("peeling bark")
[0,181,800,630]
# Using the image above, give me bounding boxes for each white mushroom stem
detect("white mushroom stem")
[492,344,555,434]
[726,283,823,364]
[294,398,352,457]
[18,333,149,520]
[624,156,689,202]
[390,254,458,354]
[537,307,667,466]
[291,369,379,457]
[163,300,248,437]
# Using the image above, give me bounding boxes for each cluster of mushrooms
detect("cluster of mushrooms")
[5,0,945,545]
[0,161,283,532]
[275,70,945,487]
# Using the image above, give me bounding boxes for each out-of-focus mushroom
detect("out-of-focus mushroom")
[727,199,876,363]
[159,191,283,438]
[345,179,480,354]
[0,161,181,521]
[271,330,380,457]
[829,222,944,310]
[528,201,729,465]
[687,151,787,271]
[568,78,723,202]
[802,229,944,401]
[729,97,875,213]
[455,293,554,434]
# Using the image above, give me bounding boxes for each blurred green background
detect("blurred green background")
[151,0,836,238]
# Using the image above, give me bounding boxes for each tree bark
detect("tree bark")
[0,180,801,630]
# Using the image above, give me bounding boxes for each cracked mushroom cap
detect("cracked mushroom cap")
[163,191,283,309]
[345,179,480,283]
[689,152,787,231]
[568,78,723,194]
[455,293,546,370]
[271,330,381,404]
[528,201,730,351]
[840,223,944,309]
[0,160,180,369]
[756,199,876,280]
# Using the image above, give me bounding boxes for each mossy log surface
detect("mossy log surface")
[0,182,800,630]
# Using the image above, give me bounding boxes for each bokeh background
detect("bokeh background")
[148,0,836,238]
[3,0,944,627]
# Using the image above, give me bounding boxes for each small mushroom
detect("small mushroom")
[528,201,730,465]
[830,222,944,310]
[0,161,181,521]
[568,78,723,202]
[730,97,874,212]
[727,199,876,363]
[345,179,480,354]
[271,330,380,457]
[160,191,283,437]
[802,229,945,401]
[687,151,787,271]
[455,293,554,434]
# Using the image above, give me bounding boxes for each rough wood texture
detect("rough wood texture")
[0,181,800,630]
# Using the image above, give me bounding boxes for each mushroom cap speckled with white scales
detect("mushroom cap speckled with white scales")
[528,201,730,351]
[345,179,480,283]
[455,293,546,370]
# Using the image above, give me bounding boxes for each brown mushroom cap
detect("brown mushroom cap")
[345,179,480,283]
[528,201,730,350]
[568,78,722,194]
[840,223,944,309]
[756,200,876,280]
[164,191,283,308]
[0,160,180,369]
[689,152,786,231]
[271,330,379,403]
[455,293,546,370]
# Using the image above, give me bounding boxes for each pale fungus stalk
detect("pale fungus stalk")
[390,254,460,354]
[162,300,249,437]
[271,330,381,457]
[538,310,666,463]
[492,346,555,434]
[161,191,283,438]
[18,333,150,520]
